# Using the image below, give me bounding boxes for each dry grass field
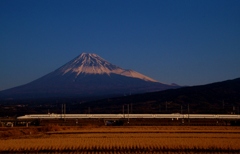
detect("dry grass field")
[0,126,240,153]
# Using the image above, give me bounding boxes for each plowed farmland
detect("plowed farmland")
[0,126,240,153]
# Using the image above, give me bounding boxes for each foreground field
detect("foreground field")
[0,126,240,153]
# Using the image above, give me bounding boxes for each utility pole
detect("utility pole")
[188,103,190,124]
[123,105,125,118]
[61,104,64,119]
[165,101,167,112]
[127,104,129,123]
[222,100,225,109]
[130,103,132,114]
[182,105,184,124]
[64,103,66,121]
[181,105,182,114]
[88,107,91,114]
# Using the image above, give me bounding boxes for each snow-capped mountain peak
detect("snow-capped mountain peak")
[0,52,180,99]
[59,53,158,82]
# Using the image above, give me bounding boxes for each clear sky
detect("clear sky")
[1,0,240,91]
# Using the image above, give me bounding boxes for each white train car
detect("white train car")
[17,113,61,119]
[188,114,216,119]
[17,114,240,120]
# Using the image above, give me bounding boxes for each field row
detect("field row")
[1,126,240,153]
[1,132,240,153]
[1,147,240,154]
[3,125,240,138]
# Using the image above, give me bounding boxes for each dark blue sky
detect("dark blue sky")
[1,0,240,90]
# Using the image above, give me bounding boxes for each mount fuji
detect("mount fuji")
[0,53,180,99]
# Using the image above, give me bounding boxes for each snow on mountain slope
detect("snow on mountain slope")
[119,69,158,82]
[59,53,158,82]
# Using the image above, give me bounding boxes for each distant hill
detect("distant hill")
[72,77,240,114]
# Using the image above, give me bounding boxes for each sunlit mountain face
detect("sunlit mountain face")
[58,53,158,82]
[0,53,180,99]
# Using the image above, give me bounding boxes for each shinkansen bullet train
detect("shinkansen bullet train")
[17,114,240,120]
